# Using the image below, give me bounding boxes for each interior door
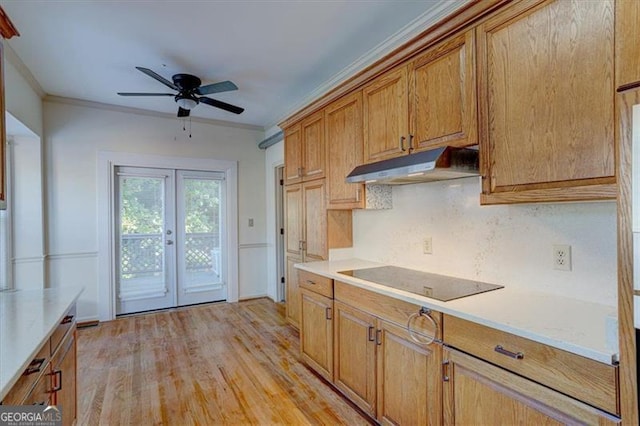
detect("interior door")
[115,167,176,314]
[176,170,226,306]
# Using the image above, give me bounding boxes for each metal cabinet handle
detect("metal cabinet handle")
[442,360,450,382]
[494,345,524,360]
[61,315,74,325]
[51,370,63,392]
[356,188,361,202]
[375,329,382,345]
[368,326,375,342]
[166,239,174,245]
[408,134,414,152]
[25,358,46,376]
[325,307,332,320]
[407,307,438,346]
[399,136,406,152]
[306,280,315,285]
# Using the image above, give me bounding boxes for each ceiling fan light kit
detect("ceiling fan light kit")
[117,67,244,117]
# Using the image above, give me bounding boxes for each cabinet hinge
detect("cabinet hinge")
[279,179,284,186]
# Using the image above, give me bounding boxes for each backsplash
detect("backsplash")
[352,177,617,306]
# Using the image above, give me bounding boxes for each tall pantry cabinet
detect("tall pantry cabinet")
[283,111,352,329]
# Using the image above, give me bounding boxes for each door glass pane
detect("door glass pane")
[118,176,166,300]
[183,177,222,290]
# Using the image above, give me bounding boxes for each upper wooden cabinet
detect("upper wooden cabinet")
[284,123,303,185]
[478,0,616,204]
[616,0,640,90]
[284,111,326,185]
[362,66,409,163]
[325,91,364,209]
[409,29,477,152]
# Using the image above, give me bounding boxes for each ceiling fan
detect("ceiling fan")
[118,67,244,117]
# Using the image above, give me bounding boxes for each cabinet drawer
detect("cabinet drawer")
[2,341,51,405]
[443,315,619,415]
[299,270,333,298]
[335,280,441,339]
[50,304,76,355]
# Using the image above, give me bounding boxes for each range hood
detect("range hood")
[346,146,479,185]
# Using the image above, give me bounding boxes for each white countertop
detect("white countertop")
[0,286,83,401]
[296,259,618,365]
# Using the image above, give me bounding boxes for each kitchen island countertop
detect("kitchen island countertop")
[0,286,83,401]
[296,259,617,365]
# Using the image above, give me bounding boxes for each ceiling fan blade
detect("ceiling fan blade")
[135,67,178,91]
[199,96,244,114]
[195,80,238,96]
[177,107,190,117]
[117,92,175,96]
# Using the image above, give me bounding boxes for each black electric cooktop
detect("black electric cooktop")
[338,266,503,302]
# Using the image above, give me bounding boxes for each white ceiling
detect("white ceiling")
[1,1,465,129]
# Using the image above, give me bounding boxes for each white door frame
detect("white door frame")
[98,151,238,321]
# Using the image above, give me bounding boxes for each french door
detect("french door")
[115,167,226,315]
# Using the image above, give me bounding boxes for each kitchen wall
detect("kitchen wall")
[43,100,267,320]
[352,177,617,306]
[4,44,43,137]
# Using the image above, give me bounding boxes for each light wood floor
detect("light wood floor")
[77,298,370,425]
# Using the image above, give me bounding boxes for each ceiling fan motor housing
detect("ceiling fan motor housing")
[172,73,202,92]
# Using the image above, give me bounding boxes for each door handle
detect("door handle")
[166,240,174,245]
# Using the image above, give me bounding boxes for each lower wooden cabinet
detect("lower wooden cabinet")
[332,294,443,425]
[51,329,77,426]
[285,256,302,328]
[20,365,53,406]
[443,348,620,425]
[333,301,377,417]
[300,288,333,382]
[377,320,442,426]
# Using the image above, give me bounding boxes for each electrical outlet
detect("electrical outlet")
[423,237,433,254]
[553,244,571,271]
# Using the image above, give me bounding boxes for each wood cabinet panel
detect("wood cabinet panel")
[478,0,616,203]
[284,123,302,185]
[444,314,618,414]
[410,29,477,151]
[52,329,76,426]
[444,348,620,426]
[285,256,301,329]
[616,0,640,90]
[284,184,302,257]
[376,319,442,426]
[298,269,333,298]
[333,301,377,417]
[300,289,333,382]
[1,341,50,404]
[325,91,364,209]
[301,111,325,180]
[302,180,326,260]
[363,66,409,163]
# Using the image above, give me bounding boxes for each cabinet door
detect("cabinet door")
[363,66,409,163]
[333,301,376,417]
[300,289,333,382]
[52,330,77,426]
[21,367,52,406]
[285,255,301,329]
[284,184,302,257]
[443,348,620,426]
[301,111,325,181]
[376,319,442,426]
[284,123,303,185]
[302,180,326,261]
[410,29,477,151]
[478,0,616,204]
[325,91,364,209]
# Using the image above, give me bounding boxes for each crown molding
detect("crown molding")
[4,42,46,98]
[43,95,264,131]
[268,0,469,129]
